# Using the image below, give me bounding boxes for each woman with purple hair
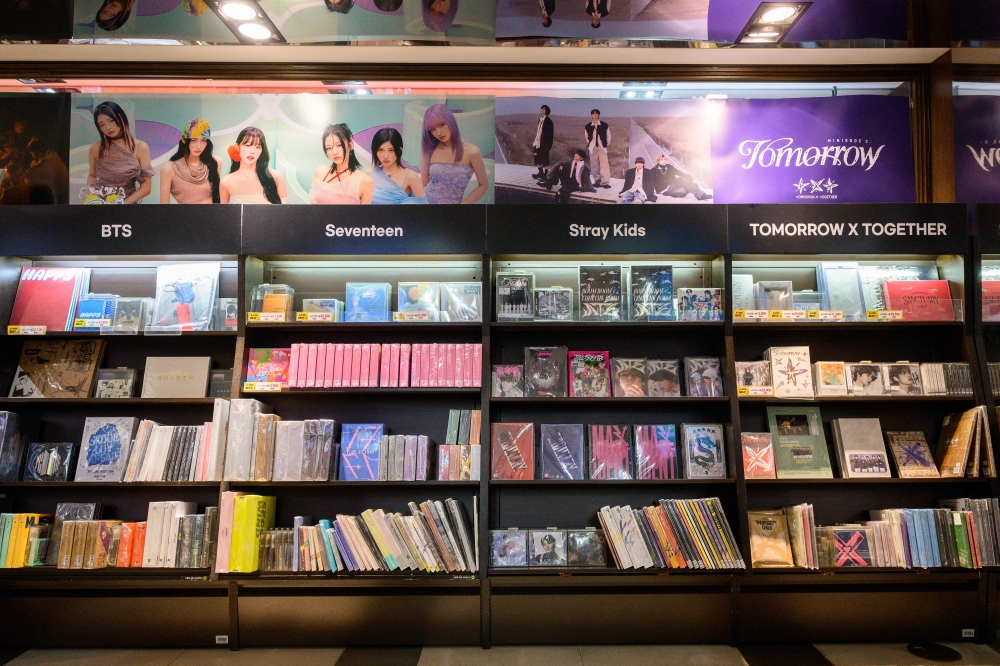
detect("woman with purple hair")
[87,101,153,204]
[419,104,487,205]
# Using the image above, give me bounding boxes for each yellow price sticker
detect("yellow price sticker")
[737,386,750,396]
[243,381,282,392]
[734,310,746,319]
[296,312,333,322]
[768,310,783,319]
[7,325,46,335]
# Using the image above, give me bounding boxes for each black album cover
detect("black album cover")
[630,266,673,321]
[524,347,567,397]
[579,266,622,321]
[540,423,585,480]
[22,442,75,482]
[497,273,535,321]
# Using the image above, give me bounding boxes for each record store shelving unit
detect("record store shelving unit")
[0,203,998,649]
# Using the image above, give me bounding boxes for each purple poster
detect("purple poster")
[953,95,1000,208]
[709,96,915,204]
[707,0,906,43]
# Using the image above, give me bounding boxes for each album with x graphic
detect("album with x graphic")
[765,346,814,398]
[831,528,874,567]
[885,431,940,478]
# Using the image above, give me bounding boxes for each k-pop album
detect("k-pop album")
[612,358,648,397]
[681,423,726,479]
[540,423,585,480]
[579,266,623,321]
[534,287,573,321]
[525,347,567,397]
[490,422,534,480]
[529,530,567,566]
[634,424,678,480]
[567,529,607,567]
[568,351,610,398]
[684,357,723,397]
[589,424,633,480]
[497,273,535,321]
[492,365,524,398]
[491,530,528,567]
[630,266,673,321]
[646,359,681,397]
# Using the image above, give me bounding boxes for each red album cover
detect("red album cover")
[984,281,1000,322]
[881,280,955,321]
[741,432,776,480]
[490,422,534,480]
[10,267,88,331]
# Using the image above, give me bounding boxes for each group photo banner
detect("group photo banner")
[68,93,495,205]
[495,94,915,205]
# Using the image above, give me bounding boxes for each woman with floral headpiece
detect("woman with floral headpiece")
[87,101,153,204]
[159,119,222,204]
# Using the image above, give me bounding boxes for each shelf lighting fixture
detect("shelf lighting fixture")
[619,89,662,99]
[207,0,285,43]
[734,1,811,45]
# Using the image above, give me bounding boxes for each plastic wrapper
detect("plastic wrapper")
[634,425,678,480]
[93,368,136,398]
[490,422,534,480]
[301,419,320,481]
[440,282,482,322]
[109,296,152,332]
[45,502,100,566]
[496,272,534,321]
[398,282,441,320]
[534,286,573,321]
[212,298,238,331]
[251,413,280,481]
[588,424,633,480]
[75,416,138,482]
[529,529,567,566]
[150,262,220,332]
[223,399,268,481]
[524,346,567,397]
[345,283,391,322]
[10,340,105,399]
[539,424,585,480]
[567,529,607,567]
[23,442,76,482]
[579,266,622,321]
[0,412,24,481]
[272,420,305,482]
[630,266,673,321]
[680,423,727,479]
[338,424,384,481]
[314,419,336,481]
[251,283,294,320]
[491,529,528,567]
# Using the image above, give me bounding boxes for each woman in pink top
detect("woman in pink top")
[310,124,374,205]
[159,118,222,204]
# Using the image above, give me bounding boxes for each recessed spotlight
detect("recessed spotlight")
[644,91,656,98]
[625,91,637,98]
[760,5,796,21]
[238,22,272,39]
[33,88,57,93]
[220,2,257,19]
[354,89,370,95]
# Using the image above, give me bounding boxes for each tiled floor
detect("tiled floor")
[3,643,1000,666]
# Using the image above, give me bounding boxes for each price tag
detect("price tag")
[247,312,285,323]
[295,312,334,322]
[807,310,844,321]
[7,325,46,335]
[866,310,903,321]
[74,318,111,329]
[771,310,806,320]
[393,311,431,321]
[243,381,283,392]
[737,386,774,396]
[739,310,769,320]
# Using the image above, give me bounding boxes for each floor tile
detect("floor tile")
[6,649,184,666]
[816,642,1000,666]
[169,648,346,665]
[582,644,747,666]
[417,646,583,666]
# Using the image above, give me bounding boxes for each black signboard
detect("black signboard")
[978,205,1000,255]
[0,205,241,256]
[242,205,487,255]
[728,204,968,255]
[486,205,728,255]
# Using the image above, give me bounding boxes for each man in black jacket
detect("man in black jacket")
[531,105,554,181]
[538,149,595,203]
[618,156,657,204]
[651,154,711,200]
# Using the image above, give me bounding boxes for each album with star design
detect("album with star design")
[765,346,814,398]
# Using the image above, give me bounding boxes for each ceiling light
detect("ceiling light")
[220,2,257,19]
[734,2,810,45]
[354,89,370,95]
[760,5,795,22]
[644,91,656,98]
[625,91,637,98]
[237,22,272,39]
[33,88,57,93]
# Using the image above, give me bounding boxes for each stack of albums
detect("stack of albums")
[736,345,973,398]
[254,499,478,574]
[490,422,726,481]
[496,266,722,323]
[492,349,723,398]
[491,529,606,568]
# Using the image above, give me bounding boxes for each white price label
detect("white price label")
[772,310,806,320]
[296,312,334,322]
[7,325,46,335]
[243,381,283,392]
[738,310,769,320]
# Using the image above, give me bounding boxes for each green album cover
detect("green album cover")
[766,405,834,479]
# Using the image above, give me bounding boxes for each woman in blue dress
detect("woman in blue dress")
[420,104,488,205]
[369,127,427,205]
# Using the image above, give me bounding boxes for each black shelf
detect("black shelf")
[244,388,481,396]
[733,321,965,330]
[2,330,238,337]
[0,481,220,488]
[746,477,990,485]
[489,479,734,486]
[738,395,975,403]
[227,480,479,487]
[0,398,218,405]
[245,322,482,331]
[491,321,724,330]
[490,396,729,404]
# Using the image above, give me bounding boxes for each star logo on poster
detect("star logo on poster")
[793,178,809,194]
[808,179,825,193]
[823,178,838,193]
